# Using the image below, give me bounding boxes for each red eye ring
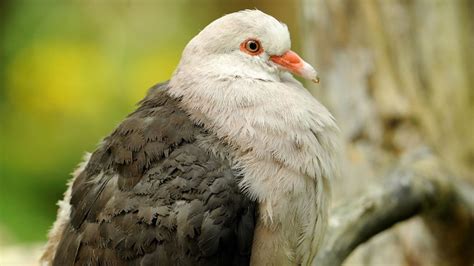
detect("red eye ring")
[240,39,263,55]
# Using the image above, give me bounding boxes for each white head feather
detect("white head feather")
[177,9,291,82]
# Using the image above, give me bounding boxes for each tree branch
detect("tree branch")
[314,148,474,266]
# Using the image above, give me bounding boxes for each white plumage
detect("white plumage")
[170,9,340,265]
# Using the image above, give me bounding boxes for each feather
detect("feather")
[51,84,256,265]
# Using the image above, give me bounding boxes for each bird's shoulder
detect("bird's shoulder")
[53,82,256,265]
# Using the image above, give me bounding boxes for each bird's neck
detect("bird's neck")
[168,73,340,184]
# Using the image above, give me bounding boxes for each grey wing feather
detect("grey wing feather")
[53,82,256,266]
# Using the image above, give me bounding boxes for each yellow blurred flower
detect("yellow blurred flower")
[6,40,109,116]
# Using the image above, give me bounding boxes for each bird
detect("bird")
[40,9,339,266]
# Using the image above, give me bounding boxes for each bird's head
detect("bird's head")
[174,9,319,84]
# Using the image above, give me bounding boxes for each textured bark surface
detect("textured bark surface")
[301,0,474,265]
[314,149,474,266]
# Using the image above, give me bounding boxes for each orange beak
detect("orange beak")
[270,50,320,83]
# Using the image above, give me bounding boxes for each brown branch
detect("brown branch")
[314,148,474,266]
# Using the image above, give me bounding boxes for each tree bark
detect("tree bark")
[300,0,474,265]
[314,148,474,265]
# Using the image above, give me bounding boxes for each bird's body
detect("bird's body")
[41,10,339,266]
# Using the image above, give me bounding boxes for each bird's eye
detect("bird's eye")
[240,39,263,55]
[246,40,260,52]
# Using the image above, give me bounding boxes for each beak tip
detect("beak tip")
[312,76,320,84]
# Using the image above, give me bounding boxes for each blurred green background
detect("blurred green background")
[0,0,301,244]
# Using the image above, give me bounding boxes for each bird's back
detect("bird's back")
[49,82,256,266]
